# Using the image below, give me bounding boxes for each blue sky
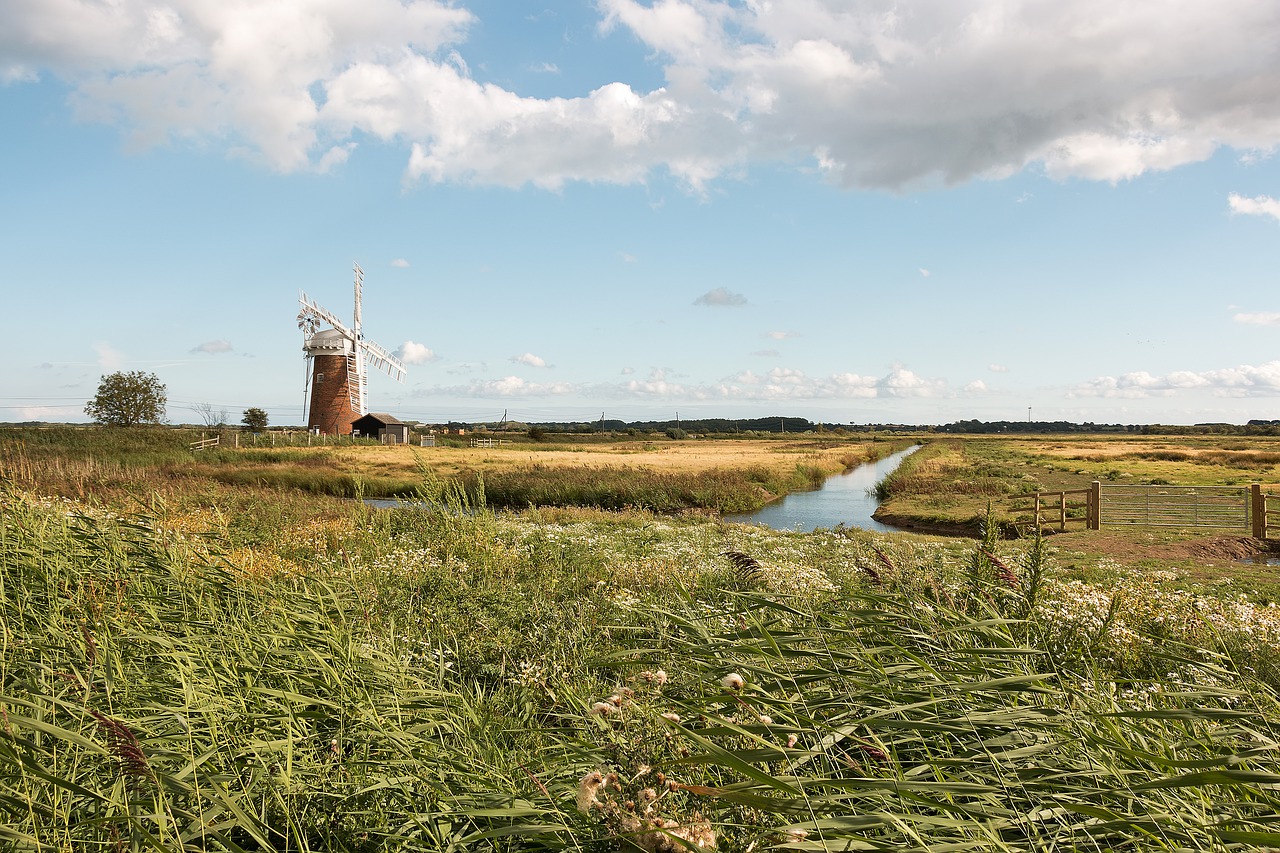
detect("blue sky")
[3,0,1279,427]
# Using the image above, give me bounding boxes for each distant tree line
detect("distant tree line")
[937,420,1280,436]
[937,420,1137,434]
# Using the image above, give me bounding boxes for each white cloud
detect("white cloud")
[12,1,1278,188]
[963,379,987,393]
[510,352,550,368]
[18,405,81,421]
[989,364,1009,373]
[530,61,559,74]
[1071,361,1280,399]
[619,251,638,263]
[390,258,410,268]
[191,339,233,354]
[93,342,123,370]
[1228,193,1280,222]
[1235,312,1280,326]
[396,340,437,364]
[428,375,576,397]
[414,363,949,403]
[918,268,930,278]
[752,349,780,357]
[766,330,798,340]
[694,287,747,307]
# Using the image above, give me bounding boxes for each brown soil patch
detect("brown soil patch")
[1045,530,1276,563]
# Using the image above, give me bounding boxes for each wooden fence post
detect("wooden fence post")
[1089,481,1101,530]
[1252,484,1265,540]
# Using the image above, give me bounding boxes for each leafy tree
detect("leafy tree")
[241,407,269,432]
[84,371,167,427]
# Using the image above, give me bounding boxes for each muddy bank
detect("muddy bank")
[870,511,981,538]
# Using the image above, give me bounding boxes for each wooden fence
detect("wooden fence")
[1026,481,1278,540]
[189,435,220,452]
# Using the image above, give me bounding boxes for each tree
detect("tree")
[193,401,228,428]
[241,407,269,432]
[85,371,167,427]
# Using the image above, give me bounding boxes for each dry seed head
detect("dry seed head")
[590,701,618,717]
[577,771,605,813]
[89,709,152,787]
[721,672,745,691]
[661,712,681,723]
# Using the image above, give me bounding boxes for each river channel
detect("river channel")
[725,444,920,533]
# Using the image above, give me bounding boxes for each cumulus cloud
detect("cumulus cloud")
[1071,361,1280,399]
[989,364,1010,372]
[93,342,123,370]
[18,405,81,421]
[510,352,550,368]
[390,258,410,268]
[396,340,437,364]
[1235,312,1280,326]
[919,268,931,278]
[1228,193,1280,222]
[426,375,576,397]
[766,330,798,340]
[694,287,747,307]
[11,1,1278,189]
[419,364,947,402]
[963,379,988,393]
[191,339,233,354]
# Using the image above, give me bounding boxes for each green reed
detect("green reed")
[5,483,1280,851]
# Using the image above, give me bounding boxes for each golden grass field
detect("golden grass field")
[321,437,891,480]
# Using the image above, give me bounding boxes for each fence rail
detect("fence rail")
[1024,482,1278,539]
[189,435,220,451]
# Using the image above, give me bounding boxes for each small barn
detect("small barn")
[352,413,411,444]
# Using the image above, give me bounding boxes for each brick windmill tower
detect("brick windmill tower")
[297,263,406,435]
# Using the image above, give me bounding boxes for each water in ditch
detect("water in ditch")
[725,444,920,533]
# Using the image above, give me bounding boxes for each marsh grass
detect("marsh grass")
[7,477,1280,850]
[473,462,829,514]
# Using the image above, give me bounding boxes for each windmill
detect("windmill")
[297,263,406,435]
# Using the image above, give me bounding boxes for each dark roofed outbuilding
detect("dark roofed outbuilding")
[352,413,411,444]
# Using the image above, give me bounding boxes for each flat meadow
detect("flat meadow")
[3,427,1280,851]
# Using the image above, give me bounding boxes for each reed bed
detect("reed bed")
[4,483,1280,851]
[473,463,829,515]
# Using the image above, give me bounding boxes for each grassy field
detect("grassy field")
[5,428,1280,850]
[0,427,908,515]
[876,435,1280,528]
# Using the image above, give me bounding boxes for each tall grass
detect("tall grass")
[472,463,828,514]
[6,483,1280,850]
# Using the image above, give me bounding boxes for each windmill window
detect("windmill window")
[316,373,325,382]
